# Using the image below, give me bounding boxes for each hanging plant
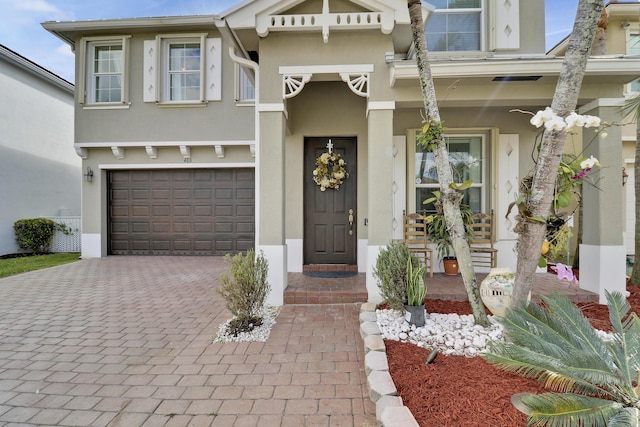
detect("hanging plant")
[313,150,349,191]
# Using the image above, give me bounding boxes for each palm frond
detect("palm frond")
[485,344,614,398]
[511,392,623,427]
[606,291,640,392]
[608,407,640,427]
[540,293,613,357]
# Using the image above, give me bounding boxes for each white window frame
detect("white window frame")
[143,34,221,106]
[407,129,487,214]
[160,34,205,104]
[626,30,640,94]
[425,0,484,53]
[79,36,131,108]
[236,64,255,104]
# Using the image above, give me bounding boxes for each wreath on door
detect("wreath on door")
[313,150,349,191]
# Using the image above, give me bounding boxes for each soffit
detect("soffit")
[391,56,640,87]
[42,15,221,49]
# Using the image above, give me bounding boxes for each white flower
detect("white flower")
[582,115,601,128]
[530,107,555,128]
[564,112,586,130]
[338,159,345,166]
[580,155,600,170]
[544,116,567,131]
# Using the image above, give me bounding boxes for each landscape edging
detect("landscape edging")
[359,303,420,427]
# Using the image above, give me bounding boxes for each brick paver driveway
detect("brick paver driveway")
[0,257,375,426]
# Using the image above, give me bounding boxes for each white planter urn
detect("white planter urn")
[479,268,528,317]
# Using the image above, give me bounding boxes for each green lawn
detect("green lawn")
[0,253,80,279]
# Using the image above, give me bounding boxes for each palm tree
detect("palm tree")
[622,96,640,286]
[511,0,604,305]
[484,291,640,426]
[407,0,489,327]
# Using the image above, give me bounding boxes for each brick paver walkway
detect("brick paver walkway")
[0,257,375,426]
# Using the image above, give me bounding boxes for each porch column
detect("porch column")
[366,102,395,303]
[579,99,626,303]
[257,104,287,306]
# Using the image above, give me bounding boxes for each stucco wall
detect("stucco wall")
[73,31,255,144]
[0,56,77,255]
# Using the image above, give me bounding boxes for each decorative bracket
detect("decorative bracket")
[179,145,191,160]
[340,73,369,98]
[75,147,88,159]
[214,145,225,158]
[283,74,312,99]
[111,146,125,159]
[145,146,157,159]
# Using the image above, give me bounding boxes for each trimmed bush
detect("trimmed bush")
[217,250,271,334]
[14,219,56,253]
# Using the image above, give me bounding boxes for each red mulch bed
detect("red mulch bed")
[385,282,640,427]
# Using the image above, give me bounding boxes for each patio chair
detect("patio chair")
[469,210,498,268]
[403,213,433,278]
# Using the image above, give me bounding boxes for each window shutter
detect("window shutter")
[492,0,520,50]
[497,133,519,240]
[143,40,157,103]
[205,38,222,101]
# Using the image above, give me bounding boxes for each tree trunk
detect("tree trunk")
[407,0,489,326]
[511,0,603,305]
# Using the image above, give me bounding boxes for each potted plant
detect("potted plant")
[405,257,427,326]
[424,192,474,275]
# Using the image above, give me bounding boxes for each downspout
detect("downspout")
[228,46,260,250]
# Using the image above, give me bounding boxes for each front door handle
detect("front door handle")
[348,209,354,235]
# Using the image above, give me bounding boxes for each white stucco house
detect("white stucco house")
[42,0,640,304]
[0,44,78,256]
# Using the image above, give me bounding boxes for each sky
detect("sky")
[0,0,579,84]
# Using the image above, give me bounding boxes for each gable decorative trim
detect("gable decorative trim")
[283,74,312,99]
[279,64,373,99]
[256,0,395,43]
[340,73,369,97]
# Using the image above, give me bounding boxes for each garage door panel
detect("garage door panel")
[173,189,191,199]
[152,222,170,233]
[131,222,149,233]
[194,222,212,233]
[109,169,254,255]
[236,206,253,217]
[111,206,129,217]
[215,189,233,199]
[131,171,151,182]
[172,205,191,216]
[194,206,212,216]
[152,189,170,199]
[132,206,150,217]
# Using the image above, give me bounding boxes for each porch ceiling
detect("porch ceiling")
[390,56,640,108]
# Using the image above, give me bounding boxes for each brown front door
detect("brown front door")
[304,137,357,265]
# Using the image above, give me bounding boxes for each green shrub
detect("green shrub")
[373,242,420,310]
[13,218,56,253]
[217,250,270,334]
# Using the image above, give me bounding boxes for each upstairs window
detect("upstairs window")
[237,66,255,103]
[143,34,221,105]
[81,36,130,107]
[164,39,202,102]
[426,0,482,52]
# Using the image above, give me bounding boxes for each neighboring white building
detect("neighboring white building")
[0,44,78,256]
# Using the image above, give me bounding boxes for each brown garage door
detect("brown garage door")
[108,169,254,255]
